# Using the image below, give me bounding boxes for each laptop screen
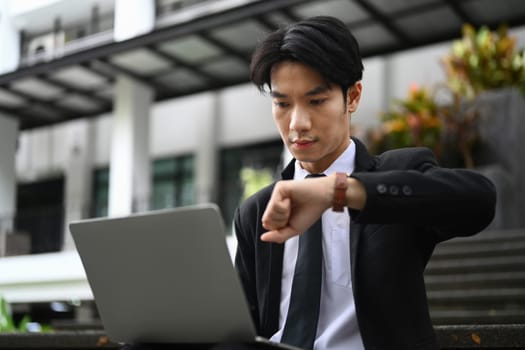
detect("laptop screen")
[70,204,257,344]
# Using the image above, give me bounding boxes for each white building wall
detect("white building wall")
[385,43,450,101]
[0,1,20,75]
[352,56,385,130]
[114,0,154,42]
[514,25,525,48]
[151,92,214,158]
[92,114,112,168]
[15,126,67,183]
[218,83,276,147]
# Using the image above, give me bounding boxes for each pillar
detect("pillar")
[0,1,20,75]
[62,120,94,250]
[0,115,19,235]
[108,75,153,217]
[194,94,220,204]
[383,55,394,112]
[114,0,155,42]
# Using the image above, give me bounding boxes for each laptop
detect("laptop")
[70,204,300,349]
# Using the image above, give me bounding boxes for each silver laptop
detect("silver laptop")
[70,204,299,349]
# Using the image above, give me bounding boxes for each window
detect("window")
[15,177,65,253]
[219,140,284,231]
[151,155,194,210]
[91,155,195,217]
[91,168,109,218]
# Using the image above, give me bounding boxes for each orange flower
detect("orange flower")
[384,119,407,133]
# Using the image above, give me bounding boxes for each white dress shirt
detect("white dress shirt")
[270,140,365,350]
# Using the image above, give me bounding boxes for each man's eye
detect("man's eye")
[274,101,290,108]
[310,99,326,106]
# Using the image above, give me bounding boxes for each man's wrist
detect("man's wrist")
[346,177,367,210]
[332,172,348,212]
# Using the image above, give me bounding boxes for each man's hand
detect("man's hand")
[261,174,366,243]
[261,175,333,243]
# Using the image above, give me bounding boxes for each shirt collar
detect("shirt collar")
[294,140,356,180]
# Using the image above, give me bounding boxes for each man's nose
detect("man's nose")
[289,106,311,132]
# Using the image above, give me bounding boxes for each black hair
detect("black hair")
[250,16,364,95]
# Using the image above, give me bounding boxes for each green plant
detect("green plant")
[240,167,274,201]
[369,85,442,156]
[0,296,31,333]
[369,24,525,168]
[367,84,479,168]
[442,23,525,99]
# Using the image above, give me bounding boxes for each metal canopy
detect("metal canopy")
[1,0,525,130]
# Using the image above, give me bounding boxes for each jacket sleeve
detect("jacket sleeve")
[350,147,497,242]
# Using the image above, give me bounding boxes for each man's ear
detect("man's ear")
[347,81,362,114]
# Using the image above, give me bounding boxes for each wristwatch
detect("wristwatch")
[333,172,348,212]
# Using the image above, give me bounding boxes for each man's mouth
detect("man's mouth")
[291,138,316,150]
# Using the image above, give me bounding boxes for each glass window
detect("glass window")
[15,177,65,254]
[91,155,194,217]
[91,168,109,218]
[151,155,195,210]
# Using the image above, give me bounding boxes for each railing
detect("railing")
[18,0,252,69]
[155,0,212,19]
[20,30,115,67]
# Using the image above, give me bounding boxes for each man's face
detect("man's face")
[270,61,362,174]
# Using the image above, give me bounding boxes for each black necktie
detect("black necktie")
[281,174,324,350]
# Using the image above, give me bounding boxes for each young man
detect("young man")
[234,16,496,350]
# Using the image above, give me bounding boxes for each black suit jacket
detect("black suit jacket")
[233,138,496,350]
